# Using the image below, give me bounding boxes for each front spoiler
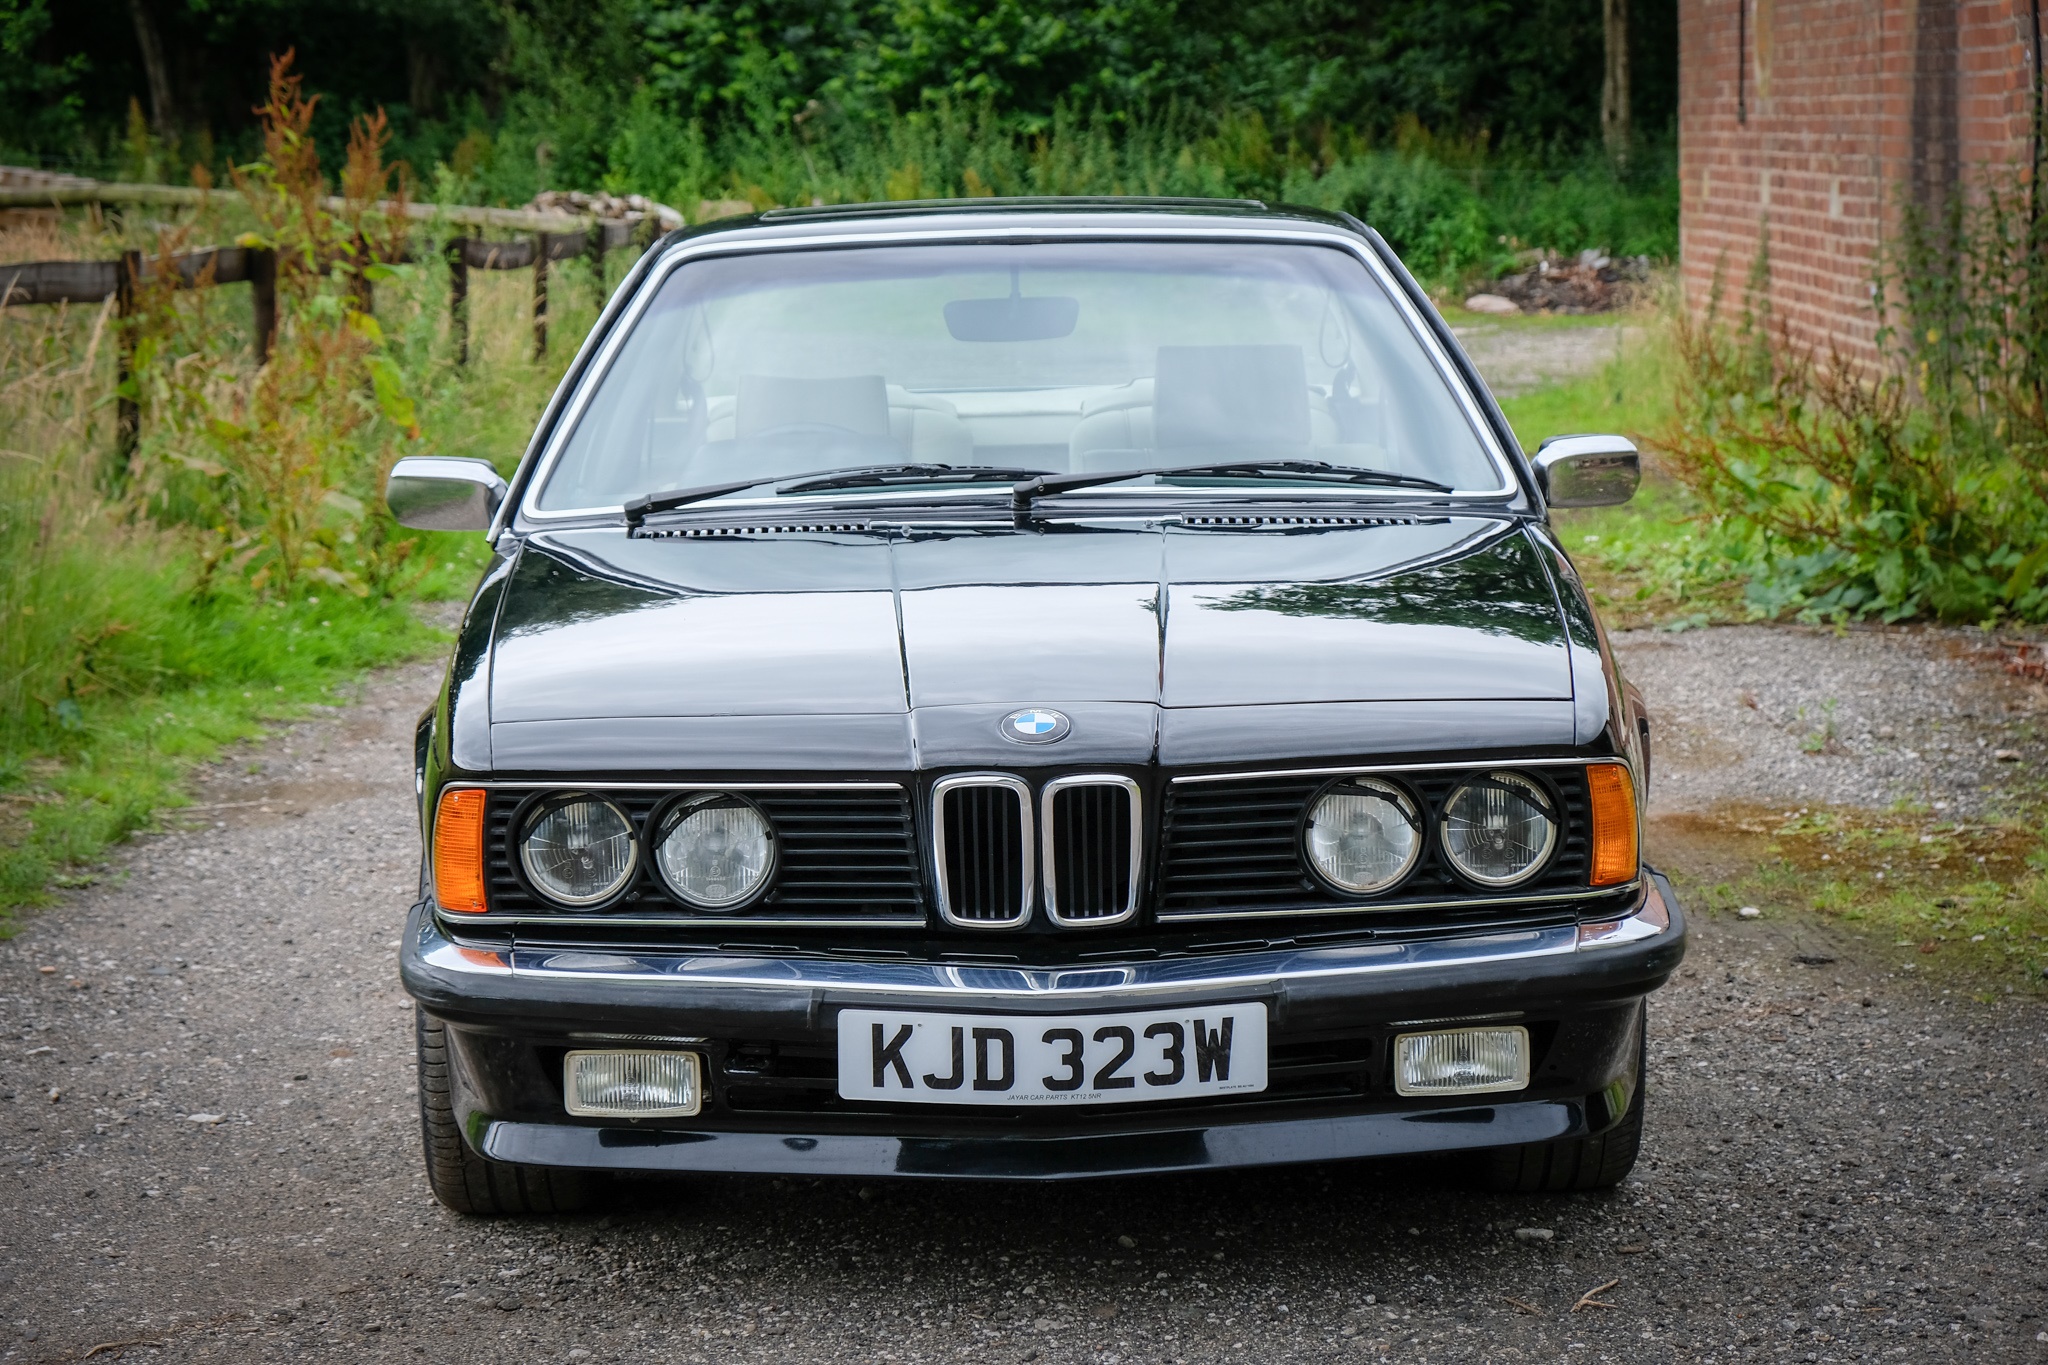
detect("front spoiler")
[480,1095,1590,1181]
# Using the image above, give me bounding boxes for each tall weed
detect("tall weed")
[0,56,584,920]
[578,98,1678,286]
[1666,182,2048,624]
[125,54,428,599]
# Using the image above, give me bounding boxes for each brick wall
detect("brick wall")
[1680,0,2041,368]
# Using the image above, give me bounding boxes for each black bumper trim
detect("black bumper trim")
[481,1097,1587,1181]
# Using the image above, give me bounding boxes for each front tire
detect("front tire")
[415,1007,596,1215]
[1479,1007,1646,1193]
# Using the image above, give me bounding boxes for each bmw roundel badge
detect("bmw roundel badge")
[1001,708,1071,744]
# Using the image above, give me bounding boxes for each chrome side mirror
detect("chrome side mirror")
[385,456,508,531]
[1533,434,1640,508]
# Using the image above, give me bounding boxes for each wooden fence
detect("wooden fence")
[0,174,679,456]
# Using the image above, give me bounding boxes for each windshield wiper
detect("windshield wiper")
[779,463,1053,493]
[1009,459,1453,513]
[623,463,1055,528]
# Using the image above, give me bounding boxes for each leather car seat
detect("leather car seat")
[1067,347,1339,472]
[701,379,974,462]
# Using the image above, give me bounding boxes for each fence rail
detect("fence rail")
[1,176,677,456]
[0,180,683,235]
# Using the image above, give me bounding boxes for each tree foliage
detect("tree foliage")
[7,0,1676,176]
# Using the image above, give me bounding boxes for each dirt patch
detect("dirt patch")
[1451,322,1645,398]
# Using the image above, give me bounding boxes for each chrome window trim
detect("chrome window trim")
[514,220,1522,525]
[1170,756,1619,785]
[931,773,1036,930]
[1039,774,1144,929]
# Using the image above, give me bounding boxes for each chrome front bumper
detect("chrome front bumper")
[401,874,1683,1026]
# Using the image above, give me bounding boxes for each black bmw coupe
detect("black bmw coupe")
[388,197,1685,1213]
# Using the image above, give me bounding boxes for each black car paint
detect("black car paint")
[405,200,1678,1182]
[466,516,1580,774]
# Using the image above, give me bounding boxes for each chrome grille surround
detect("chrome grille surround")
[931,774,1035,929]
[1040,775,1143,928]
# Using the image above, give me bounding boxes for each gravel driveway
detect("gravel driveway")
[1615,624,2048,818]
[1449,324,1647,398]
[4,640,2047,1365]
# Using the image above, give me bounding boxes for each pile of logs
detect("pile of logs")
[1464,250,1653,316]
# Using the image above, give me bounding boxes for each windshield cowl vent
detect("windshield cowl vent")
[1179,513,1433,530]
[636,521,874,539]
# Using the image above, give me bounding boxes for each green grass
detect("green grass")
[1482,308,1756,631]
[1482,309,2048,989]
[1668,802,2048,995]
[1488,308,1681,449]
[0,595,447,920]
[0,217,582,934]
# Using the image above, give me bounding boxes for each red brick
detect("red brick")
[1680,0,2037,369]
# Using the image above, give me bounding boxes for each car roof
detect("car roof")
[660,196,1367,247]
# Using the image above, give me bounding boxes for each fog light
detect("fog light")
[564,1050,702,1118]
[1393,1026,1530,1097]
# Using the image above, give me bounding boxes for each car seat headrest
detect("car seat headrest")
[1152,346,1309,449]
[736,374,891,437]
[1080,378,1154,417]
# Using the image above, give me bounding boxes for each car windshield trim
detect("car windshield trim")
[511,224,1524,528]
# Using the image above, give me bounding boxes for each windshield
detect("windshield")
[533,239,1504,513]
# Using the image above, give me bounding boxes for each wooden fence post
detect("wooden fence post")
[447,236,469,366]
[114,248,142,477]
[587,223,606,308]
[249,246,277,365]
[532,233,548,361]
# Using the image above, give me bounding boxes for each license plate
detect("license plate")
[836,1003,1267,1106]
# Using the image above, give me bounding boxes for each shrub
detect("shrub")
[1664,178,2048,624]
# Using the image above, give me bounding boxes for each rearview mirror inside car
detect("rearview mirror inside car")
[1533,433,1640,508]
[385,455,509,531]
[944,293,1080,342]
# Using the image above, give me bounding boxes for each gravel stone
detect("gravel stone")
[0,641,2044,1362]
[1616,623,2048,816]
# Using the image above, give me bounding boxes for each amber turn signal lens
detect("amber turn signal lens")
[1585,762,1639,886]
[434,787,489,913]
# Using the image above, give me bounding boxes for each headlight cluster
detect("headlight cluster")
[1304,769,1566,896]
[515,792,776,910]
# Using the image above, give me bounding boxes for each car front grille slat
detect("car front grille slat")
[1043,778,1141,927]
[1158,771,1595,919]
[934,778,1032,928]
[480,787,921,922]
[465,763,1615,937]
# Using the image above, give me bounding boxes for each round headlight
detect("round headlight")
[1305,778,1423,895]
[519,796,637,906]
[653,794,775,909]
[1440,771,1557,887]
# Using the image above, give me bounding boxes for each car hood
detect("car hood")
[481,516,1585,770]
